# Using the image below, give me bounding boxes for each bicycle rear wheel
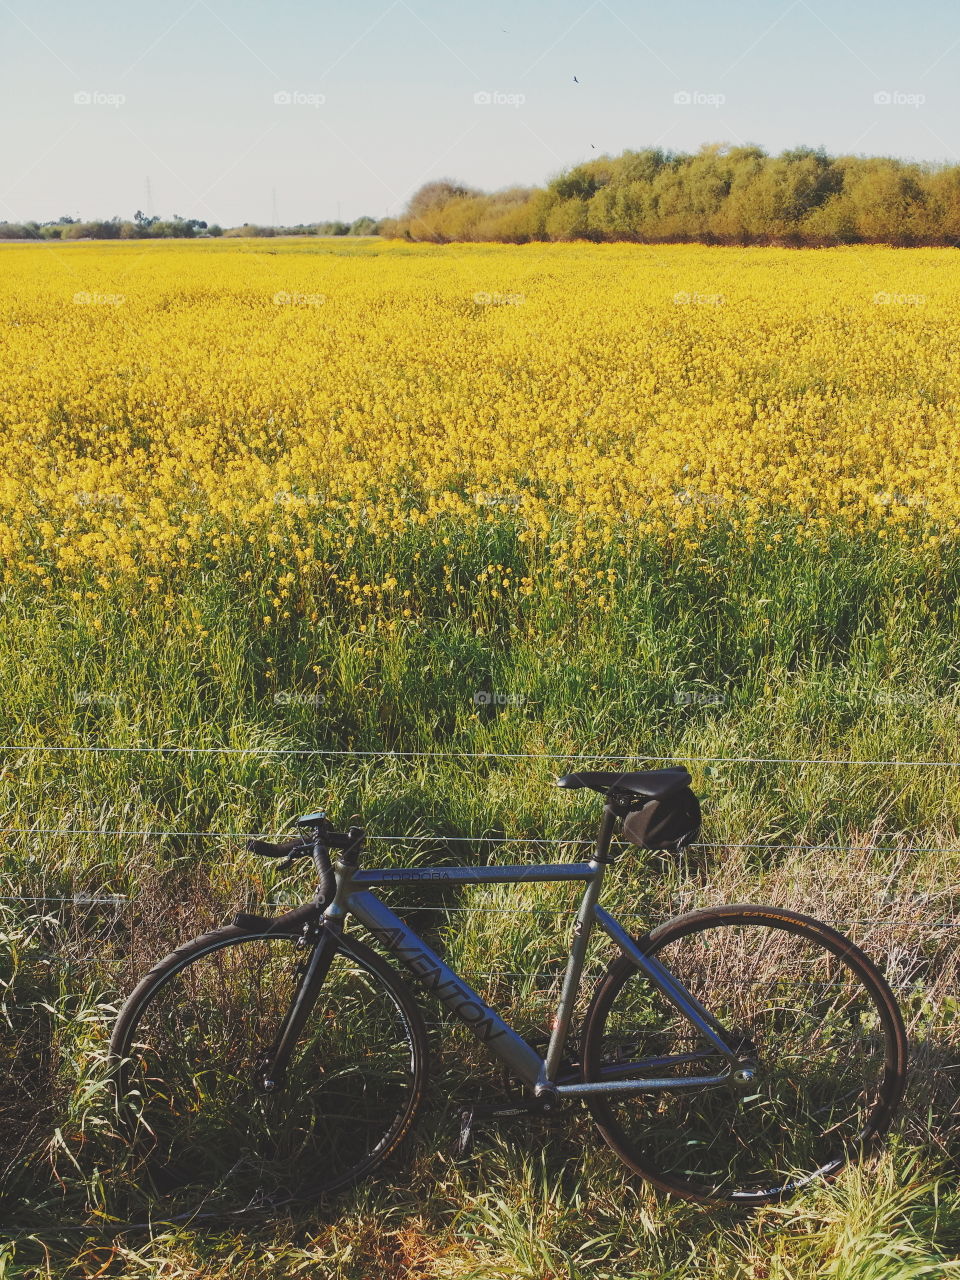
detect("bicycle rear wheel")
[110,923,428,1213]
[581,905,907,1205]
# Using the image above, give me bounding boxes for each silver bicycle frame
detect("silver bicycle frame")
[323,838,740,1098]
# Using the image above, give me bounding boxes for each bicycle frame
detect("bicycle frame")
[301,837,744,1100]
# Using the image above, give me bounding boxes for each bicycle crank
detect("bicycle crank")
[457,1094,565,1156]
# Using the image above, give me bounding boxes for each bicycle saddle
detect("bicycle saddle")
[556,767,691,799]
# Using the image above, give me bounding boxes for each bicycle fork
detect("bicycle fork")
[260,919,342,1092]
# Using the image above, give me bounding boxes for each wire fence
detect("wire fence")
[5,890,960,962]
[3,862,959,1069]
[4,743,960,767]
[3,817,960,851]
[7,831,960,860]
[8,895,960,925]
[1,745,959,1008]
[5,742,960,931]
[2,828,960,917]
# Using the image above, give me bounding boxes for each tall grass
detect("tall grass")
[1,523,960,1275]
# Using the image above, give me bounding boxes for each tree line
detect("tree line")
[9,145,960,247]
[380,145,960,246]
[0,212,381,240]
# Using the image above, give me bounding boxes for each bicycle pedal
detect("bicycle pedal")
[457,1107,476,1156]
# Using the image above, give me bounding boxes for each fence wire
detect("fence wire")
[5,829,960,855]
[4,743,960,767]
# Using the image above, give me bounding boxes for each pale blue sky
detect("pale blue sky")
[2,0,958,226]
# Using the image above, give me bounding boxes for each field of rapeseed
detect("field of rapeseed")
[2,238,959,595]
[3,239,960,1277]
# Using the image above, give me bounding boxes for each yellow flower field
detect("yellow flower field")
[5,239,960,1277]
[1,238,958,589]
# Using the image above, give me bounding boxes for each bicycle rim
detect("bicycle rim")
[581,905,907,1204]
[111,927,428,1212]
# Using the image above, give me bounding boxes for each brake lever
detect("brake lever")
[282,839,317,871]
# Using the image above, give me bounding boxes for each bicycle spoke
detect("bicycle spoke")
[583,909,905,1203]
[113,931,427,1210]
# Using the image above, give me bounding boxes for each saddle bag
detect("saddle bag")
[621,786,701,852]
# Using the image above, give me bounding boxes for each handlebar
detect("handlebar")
[246,837,311,859]
[245,815,365,908]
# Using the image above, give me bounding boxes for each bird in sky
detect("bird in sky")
[573,75,579,83]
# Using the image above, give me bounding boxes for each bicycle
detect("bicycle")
[110,767,908,1210]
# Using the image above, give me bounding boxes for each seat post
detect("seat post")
[594,802,620,863]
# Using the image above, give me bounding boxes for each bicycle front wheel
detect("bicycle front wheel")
[110,923,428,1213]
[581,905,907,1205]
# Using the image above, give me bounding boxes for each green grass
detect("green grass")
[2,522,960,1276]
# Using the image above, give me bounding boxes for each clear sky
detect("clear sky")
[2,0,958,226]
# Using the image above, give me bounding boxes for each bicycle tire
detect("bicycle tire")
[580,904,907,1205]
[110,921,429,1210]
